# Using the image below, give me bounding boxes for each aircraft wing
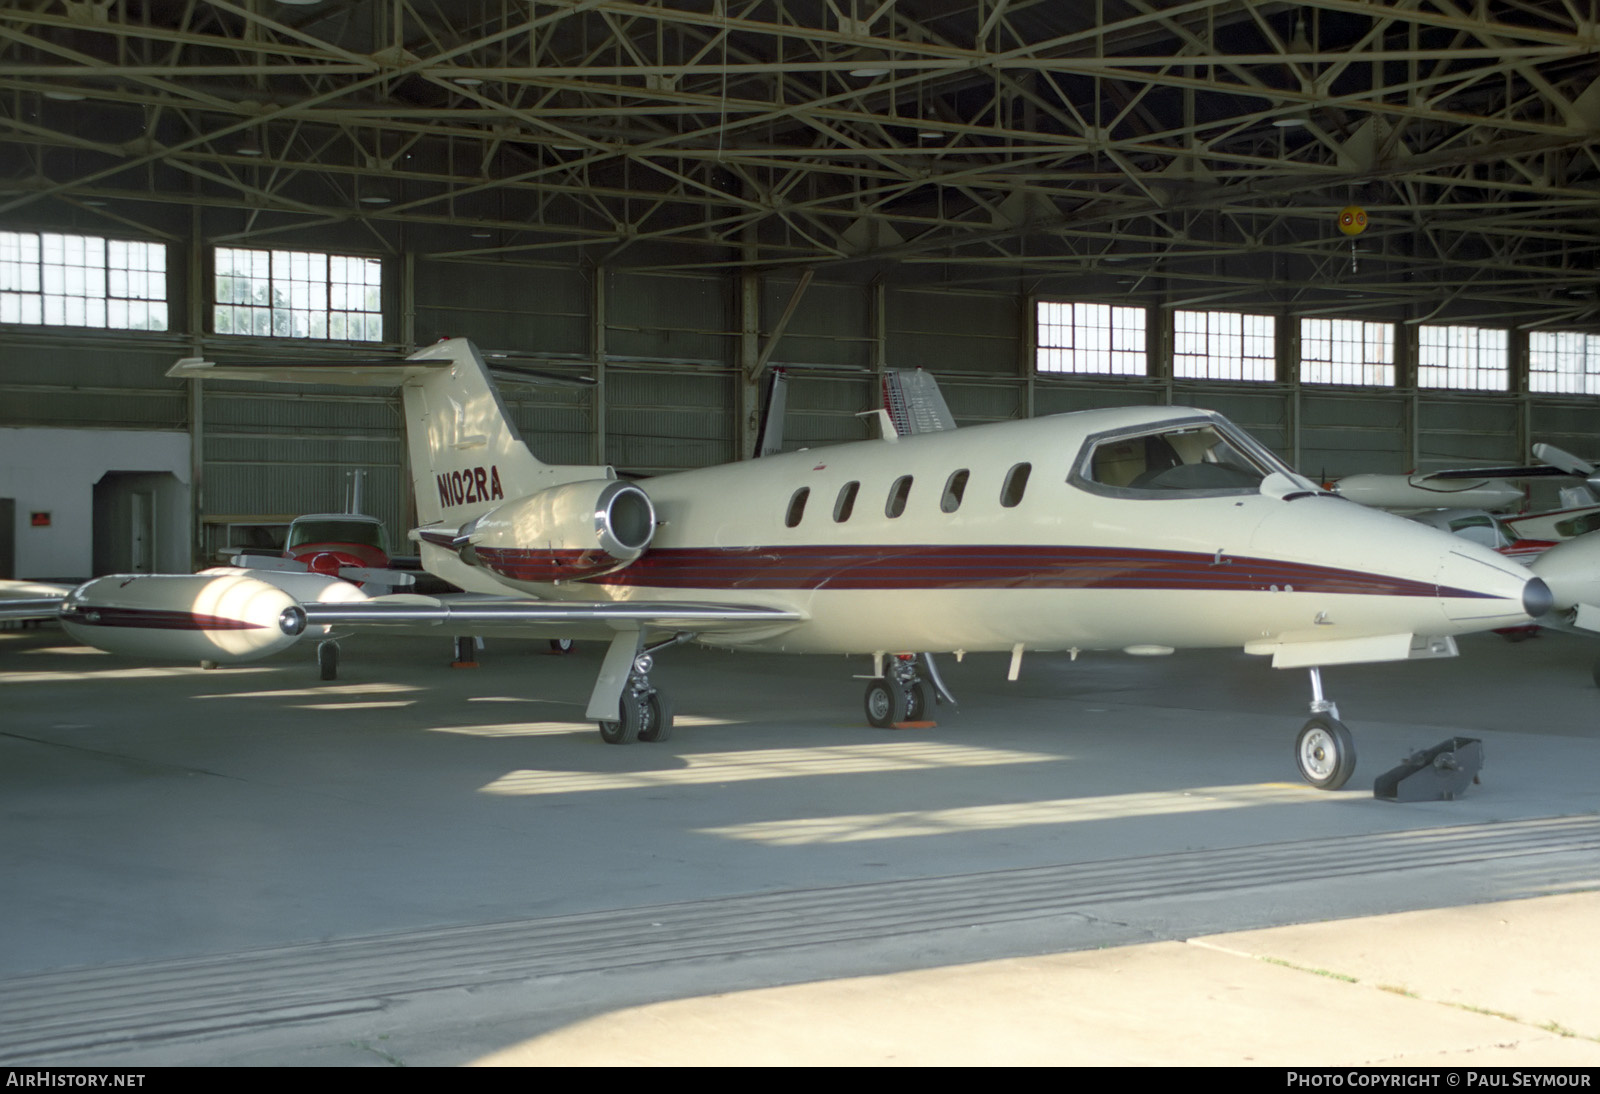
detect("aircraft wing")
[282,594,805,642]
[0,580,74,622]
[0,596,66,622]
[284,595,806,722]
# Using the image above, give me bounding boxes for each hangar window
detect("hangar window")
[1418,325,1507,391]
[0,231,167,330]
[886,475,913,518]
[1036,301,1146,375]
[1001,463,1031,507]
[784,487,809,528]
[1173,311,1275,382]
[214,247,383,341]
[833,481,859,522]
[1529,331,1600,396]
[1300,318,1393,386]
[940,470,969,513]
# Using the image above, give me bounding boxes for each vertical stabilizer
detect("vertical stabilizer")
[400,339,614,531]
[881,369,957,436]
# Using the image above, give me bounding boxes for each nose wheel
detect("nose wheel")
[1295,713,1356,790]
[1296,667,1356,790]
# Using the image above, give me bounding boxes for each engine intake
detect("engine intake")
[461,479,656,584]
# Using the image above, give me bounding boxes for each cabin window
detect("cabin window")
[1001,463,1031,507]
[785,487,810,528]
[886,475,913,518]
[833,481,859,522]
[941,470,969,513]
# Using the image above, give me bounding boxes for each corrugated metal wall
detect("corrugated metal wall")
[3,239,1598,569]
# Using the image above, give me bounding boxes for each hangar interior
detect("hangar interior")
[4,0,1600,1067]
[2,0,1598,574]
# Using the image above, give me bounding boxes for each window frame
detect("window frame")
[1299,317,1395,387]
[0,230,168,331]
[1416,324,1508,392]
[1036,300,1147,376]
[1529,331,1600,396]
[1172,309,1276,382]
[213,245,385,342]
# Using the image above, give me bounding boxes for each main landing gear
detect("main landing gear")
[1294,666,1356,791]
[864,653,955,728]
[317,638,340,681]
[594,636,692,745]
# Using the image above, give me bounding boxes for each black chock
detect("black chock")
[1373,737,1483,802]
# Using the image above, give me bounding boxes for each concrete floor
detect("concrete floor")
[1,623,1597,1065]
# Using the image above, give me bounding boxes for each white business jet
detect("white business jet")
[8,339,1551,791]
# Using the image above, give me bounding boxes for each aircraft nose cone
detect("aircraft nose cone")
[1523,576,1554,619]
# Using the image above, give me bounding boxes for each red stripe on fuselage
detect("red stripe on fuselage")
[473,544,1486,599]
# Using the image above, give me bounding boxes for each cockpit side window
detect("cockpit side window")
[1074,422,1280,499]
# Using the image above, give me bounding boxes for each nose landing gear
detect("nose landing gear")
[1295,667,1356,790]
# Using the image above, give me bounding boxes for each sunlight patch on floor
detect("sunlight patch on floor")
[478,741,1058,795]
[438,713,739,739]
[697,784,1317,844]
[197,682,422,700]
[0,665,280,685]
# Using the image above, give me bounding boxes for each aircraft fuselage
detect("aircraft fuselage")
[426,406,1539,658]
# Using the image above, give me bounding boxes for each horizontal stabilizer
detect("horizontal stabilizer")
[168,356,448,386]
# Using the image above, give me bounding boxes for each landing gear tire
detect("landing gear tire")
[1296,714,1356,791]
[599,691,644,744]
[1590,659,1600,689]
[904,681,927,722]
[549,638,575,654]
[865,678,922,727]
[317,640,339,682]
[637,691,673,743]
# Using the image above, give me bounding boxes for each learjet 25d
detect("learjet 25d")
[11,338,1551,791]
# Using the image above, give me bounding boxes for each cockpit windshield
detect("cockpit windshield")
[1073,420,1295,499]
[288,519,387,551]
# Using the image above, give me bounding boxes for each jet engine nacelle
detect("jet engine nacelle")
[461,479,656,584]
[59,572,316,663]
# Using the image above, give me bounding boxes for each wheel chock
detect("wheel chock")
[1373,737,1483,802]
[450,660,479,668]
[889,720,937,730]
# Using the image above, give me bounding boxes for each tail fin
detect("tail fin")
[169,338,614,533]
[881,369,957,436]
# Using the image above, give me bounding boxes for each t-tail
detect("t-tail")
[169,338,652,590]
